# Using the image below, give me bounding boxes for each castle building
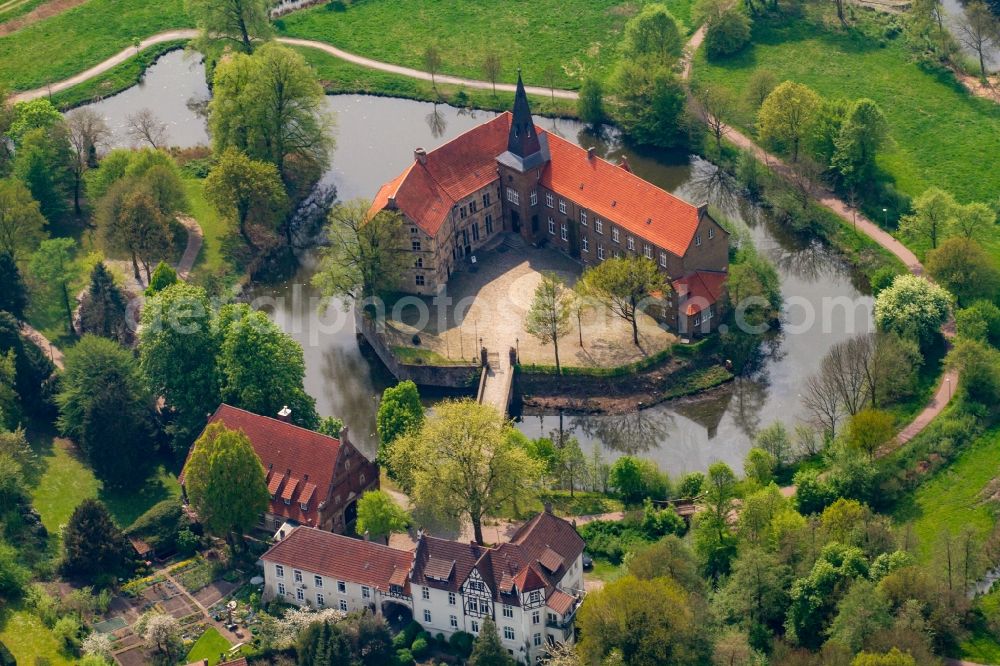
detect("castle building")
[370,74,730,333]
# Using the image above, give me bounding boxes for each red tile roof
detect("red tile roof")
[673,270,728,316]
[540,132,702,257]
[546,588,576,616]
[537,547,564,574]
[370,115,511,236]
[218,660,247,666]
[263,526,413,594]
[186,404,345,527]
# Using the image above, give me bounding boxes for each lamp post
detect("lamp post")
[882,207,888,228]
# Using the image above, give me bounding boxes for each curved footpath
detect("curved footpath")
[14,28,954,447]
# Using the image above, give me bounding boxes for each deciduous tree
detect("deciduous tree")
[204,147,287,250]
[758,81,821,162]
[125,109,167,149]
[622,3,684,63]
[29,237,77,334]
[695,84,735,151]
[952,201,995,242]
[525,272,572,374]
[581,256,666,346]
[14,125,72,223]
[312,199,409,302]
[832,98,889,187]
[187,0,271,53]
[926,237,1000,305]
[611,60,687,149]
[482,52,501,96]
[355,490,410,544]
[956,0,1000,78]
[899,187,958,249]
[183,422,270,549]
[873,274,952,346]
[388,399,540,545]
[0,252,28,320]
[577,77,605,127]
[0,177,46,261]
[136,612,183,663]
[375,379,424,475]
[65,108,110,214]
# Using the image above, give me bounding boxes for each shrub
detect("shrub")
[126,499,188,553]
[449,631,474,657]
[395,648,414,665]
[411,636,429,658]
[704,9,752,58]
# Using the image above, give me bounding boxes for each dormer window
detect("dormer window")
[283,498,291,506]
[300,502,308,512]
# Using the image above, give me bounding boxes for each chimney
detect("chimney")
[697,202,709,218]
[543,501,553,514]
[363,530,370,542]
[340,425,349,444]
[618,156,632,172]
[277,405,291,422]
[387,195,397,209]
[587,146,595,160]
[414,147,427,164]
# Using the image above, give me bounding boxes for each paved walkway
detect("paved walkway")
[175,214,203,281]
[19,322,64,369]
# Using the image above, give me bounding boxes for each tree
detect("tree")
[57,335,154,485]
[210,43,332,192]
[424,45,442,89]
[846,409,895,460]
[827,580,893,653]
[851,648,916,666]
[119,187,174,283]
[468,617,515,666]
[0,253,28,320]
[60,499,129,581]
[696,84,735,151]
[956,299,1000,347]
[611,60,687,149]
[899,187,958,249]
[743,447,775,486]
[926,237,1000,305]
[139,284,221,449]
[203,147,287,251]
[136,612,183,663]
[622,3,684,63]
[704,7,752,58]
[555,434,587,496]
[744,69,778,111]
[183,422,270,549]
[13,125,72,223]
[375,379,424,476]
[29,237,76,334]
[125,109,167,149]
[874,274,952,346]
[145,261,177,297]
[758,81,821,162]
[947,338,1000,404]
[952,201,995,243]
[957,0,1000,78]
[577,77,605,127]
[754,421,792,467]
[0,177,46,261]
[0,540,30,599]
[542,63,559,103]
[577,575,709,666]
[355,490,410,544]
[312,199,410,302]
[79,262,131,345]
[0,312,54,415]
[187,0,271,53]
[388,399,540,545]
[482,52,502,96]
[581,256,666,346]
[217,303,319,428]
[525,272,572,374]
[297,620,352,666]
[316,416,343,438]
[9,99,62,145]
[715,547,791,638]
[65,108,110,214]
[832,98,889,187]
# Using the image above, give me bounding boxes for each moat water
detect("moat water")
[80,50,875,475]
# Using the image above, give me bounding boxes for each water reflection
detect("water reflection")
[76,55,876,475]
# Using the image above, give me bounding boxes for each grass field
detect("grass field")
[692,10,1000,260]
[893,427,1000,564]
[185,627,232,666]
[185,178,228,277]
[0,0,188,91]
[278,0,691,90]
[0,606,72,666]
[28,430,181,533]
[0,0,47,25]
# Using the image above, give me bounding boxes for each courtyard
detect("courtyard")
[379,234,676,368]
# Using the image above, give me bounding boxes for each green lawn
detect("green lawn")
[0,0,48,25]
[185,627,232,666]
[692,10,1000,259]
[185,178,228,277]
[893,427,1000,563]
[278,0,681,90]
[28,431,180,533]
[0,606,73,666]
[0,0,188,91]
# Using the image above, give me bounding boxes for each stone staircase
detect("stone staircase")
[502,233,527,251]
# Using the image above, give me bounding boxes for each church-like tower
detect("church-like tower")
[497,71,550,243]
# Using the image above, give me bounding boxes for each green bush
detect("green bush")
[578,506,687,564]
[449,631,474,657]
[126,499,189,552]
[704,9,752,58]
[411,636,429,658]
[395,648,414,665]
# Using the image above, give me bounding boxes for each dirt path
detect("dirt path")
[175,214,203,281]
[18,322,64,370]
[0,0,87,37]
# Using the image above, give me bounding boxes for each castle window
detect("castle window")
[530,190,538,206]
[410,227,418,234]
[315,575,323,587]
[422,587,430,600]
[644,244,652,259]
[532,610,540,624]
[275,565,284,578]
[558,200,567,214]
[693,314,701,326]
[485,214,494,234]
[659,251,667,267]
[470,200,478,213]
[483,192,491,207]
[339,599,348,611]
[595,218,603,234]
[506,188,520,205]
[504,626,515,640]
[460,206,467,219]
[415,275,425,286]
[450,615,459,628]
[338,580,346,592]
[415,257,423,268]
[472,223,480,242]
[627,236,635,251]
[580,211,587,226]
[534,633,542,647]
[471,620,480,634]
[278,582,286,596]
[362,586,370,599]
[503,605,513,618]
[709,227,715,239]
[545,193,554,208]
[317,593,325,606]
[582,237,589,253]
[597,244,605,260]
[296,588,305,601]
[412,240,421,252]
[695,233,702,246]
[612,227,619,243]
[560,222,568,241]
[449,592,456,605]
[548,218,555,235]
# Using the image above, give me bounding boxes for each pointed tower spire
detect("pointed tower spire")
[507,69,541,158]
